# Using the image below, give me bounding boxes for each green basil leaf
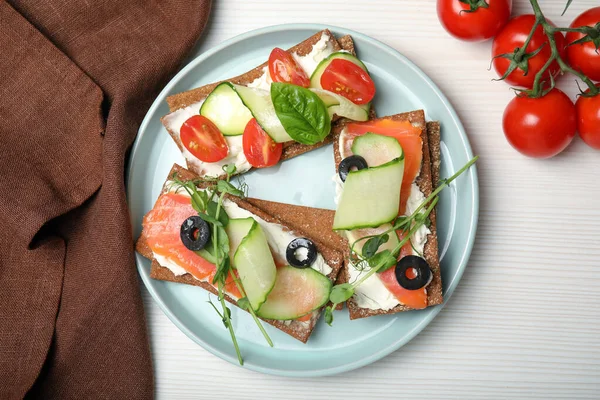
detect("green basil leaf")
[362,234,389,258]
[369,250,397,272]
[271,82,331,145]
[329,283,354,304]
[207,201,229,227]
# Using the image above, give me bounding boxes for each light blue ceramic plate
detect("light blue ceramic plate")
[127,24,478,377]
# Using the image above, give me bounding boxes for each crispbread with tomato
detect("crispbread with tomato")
[331,114,443,318]
[136,164,345,343]
[160,30,376,179]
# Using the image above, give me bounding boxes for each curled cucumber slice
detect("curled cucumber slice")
[200,82,253,136]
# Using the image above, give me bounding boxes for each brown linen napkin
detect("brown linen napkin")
[0,1,211,398]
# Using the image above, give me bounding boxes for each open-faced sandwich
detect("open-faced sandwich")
[136,164,344,346]
[138,30,478,364]
[160,30,376,178]
[330,113,443,317]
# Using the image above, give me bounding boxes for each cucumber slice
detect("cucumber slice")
[225,217,255,265]
[309,52,369,90]
[352,132,404,166]
[333,158,405,230]
[200,82,253,136]
[234,220,277,310]
[195,247,217,264]
[256,265,332,321]
[232,84,293,143]
[311,89,369,122]
[346,224,400,257]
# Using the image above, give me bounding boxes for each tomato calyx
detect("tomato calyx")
[567,22,600,49]
[458,0,489,13]
[492,44,548,82]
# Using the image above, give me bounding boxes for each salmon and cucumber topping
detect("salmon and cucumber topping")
[161,30,376,178]
[136,164,343,363]
[324,114,478,322]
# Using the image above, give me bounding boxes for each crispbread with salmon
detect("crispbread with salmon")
[161,30,359,175]
[136,164,343,343]
[332,114,443,318]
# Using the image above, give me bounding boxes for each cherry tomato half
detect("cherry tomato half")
[180,115,228,163]
[566,7,600,82]
[320,59,375,105]
[492,15,566,88]
[242,118,283,168]
[437,0,512,42]
[502,89,576,158]
[575,89,600,150]
[268,48,310,87]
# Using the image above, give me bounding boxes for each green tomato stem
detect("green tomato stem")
[525,0,599,96]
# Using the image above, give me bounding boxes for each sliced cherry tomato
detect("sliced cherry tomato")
[502,89,576,158]
[268,48,310,87]
[242,118,283,168]
[492,15,567,88]
[575,89,600,150]
[320,59,375,105]
[180,115,228,163]
[437,0,512,42]
[566,7,600,82]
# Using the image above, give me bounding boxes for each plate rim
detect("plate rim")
[127,22,479,377]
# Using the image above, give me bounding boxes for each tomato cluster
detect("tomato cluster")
[437,1,600,157]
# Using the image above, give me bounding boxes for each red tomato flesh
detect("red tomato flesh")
[321,59,375,105]
[576,90,600,150]
[242,118,283,168]
[437,0,512,42]
[566,7,600,82]
[180,115,228,163]
[492,15,566,88]
[268,48,310,87]
[503,89,576,158]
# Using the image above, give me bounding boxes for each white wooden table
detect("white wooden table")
[142,1,600,398]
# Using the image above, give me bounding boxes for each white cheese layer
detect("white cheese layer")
[163,32,335,177]
[336,128,432,310]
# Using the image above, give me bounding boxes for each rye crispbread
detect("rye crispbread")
[136,164,343,342]
[161,30,358,177]
[332,113,443,318]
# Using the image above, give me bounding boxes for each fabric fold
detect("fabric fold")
[0,0,212,398]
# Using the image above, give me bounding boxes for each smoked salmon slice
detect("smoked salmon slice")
[344,119,422,215]
[342,119,428,309]
[143,192,216,281]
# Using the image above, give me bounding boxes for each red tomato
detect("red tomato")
[492,15,566,88]
[320,59,376,105]
[575,89,600,150]
[242,118,283,168]
[437,0,512,42]
[180,115,228,163]
[502,89,576,158]
[268,48,310,87]
[566,7,600,82]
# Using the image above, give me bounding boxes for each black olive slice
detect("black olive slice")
[394,255,432,290]
[180,216,211,251]
[286,238,317,269]
[338,155,368,182]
